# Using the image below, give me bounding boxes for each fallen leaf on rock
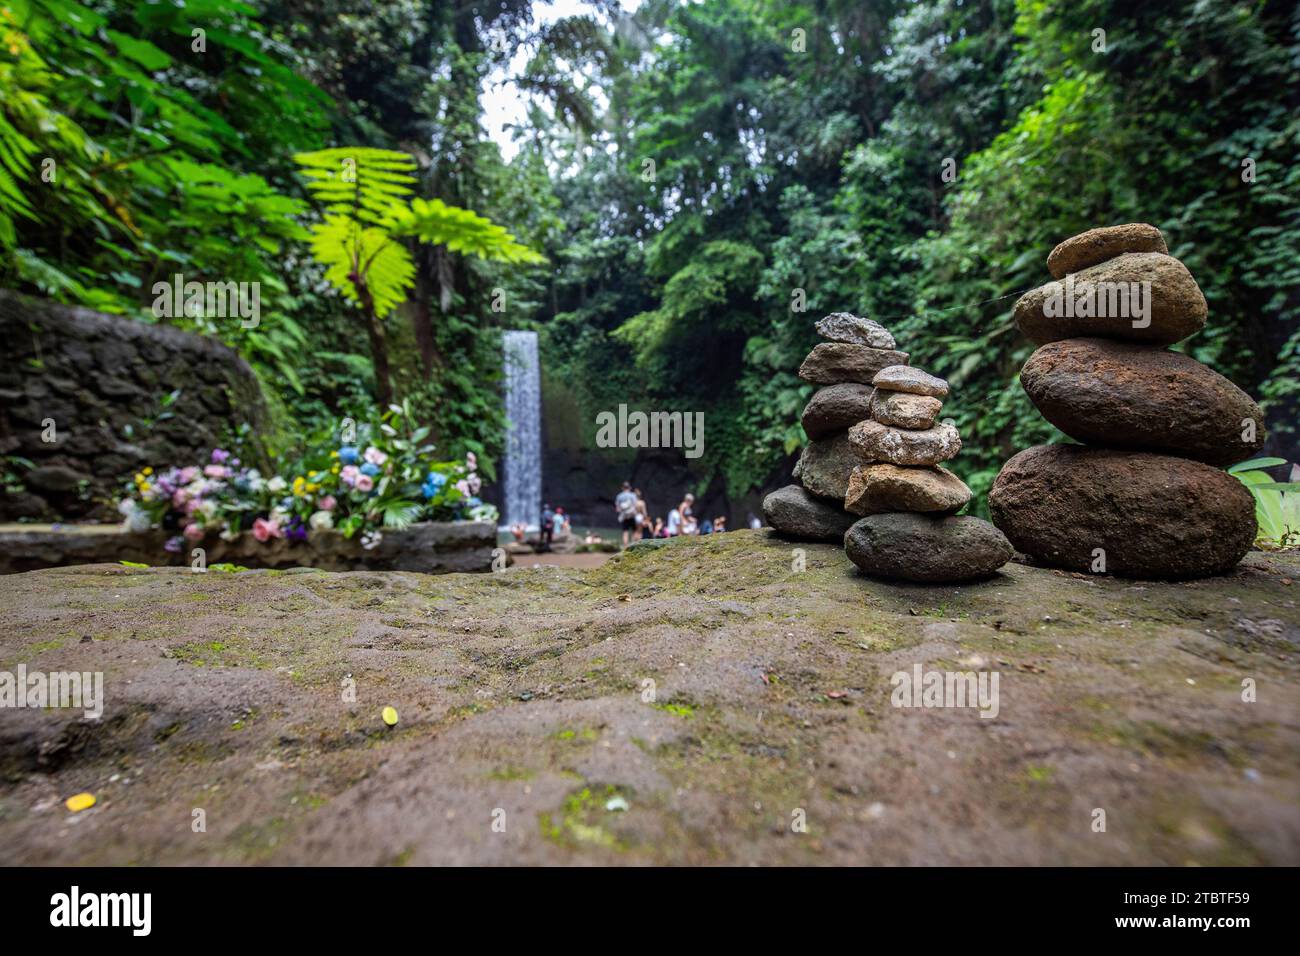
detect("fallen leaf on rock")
[65,793,96,812]
[381,706,399,727]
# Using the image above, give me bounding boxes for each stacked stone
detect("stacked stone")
[762,313,908,541]
[840,366,1013,583]
[988,223,1262,580]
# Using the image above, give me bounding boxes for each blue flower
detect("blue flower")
[338,446,360,464]
[465,496,482,508]
[360,462,379,477]
[421,471,448,500]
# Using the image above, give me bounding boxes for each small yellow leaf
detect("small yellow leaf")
[65,792,96,812]
[381,706,399,727]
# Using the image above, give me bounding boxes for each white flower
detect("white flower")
[361,530,383,550]
[266,476,287,493]
[309,510,333,531]
[118,498,136,517]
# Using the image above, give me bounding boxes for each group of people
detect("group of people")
[614,481,728,549]
[507,483,758,553]
[508,503,571,552]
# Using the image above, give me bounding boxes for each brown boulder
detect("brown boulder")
[848,419,961,466]
[799,343,910,385]
[1047,223,1169,278]
[872,365,949,398]
[844,463,971,516]
[870,389,943,430]
[1020,338,1265,466]
[801,383,875,440]
[988,444,1256,579]
[843,513,1013,583]
[1014,253,1207,346]
[814,312,896,349]
[793,430,861,501]
[762,484,857,541]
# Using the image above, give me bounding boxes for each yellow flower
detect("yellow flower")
[142,466,153,476]
[331,465,340,475]
[307,482,320,493]
[330,451,339,458]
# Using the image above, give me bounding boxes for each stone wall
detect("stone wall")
[0,290,269,522]
[0,521,496,575]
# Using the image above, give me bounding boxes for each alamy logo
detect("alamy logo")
[50,886,151,936]
[890,664,1000,719]
[1042,275,1151,328]
[151,273,260,328]
[595,404,705,459]
[0,666,102,718]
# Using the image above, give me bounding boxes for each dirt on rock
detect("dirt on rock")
[1,530,1297,865]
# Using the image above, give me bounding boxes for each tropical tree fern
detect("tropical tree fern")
[293,147,544,406]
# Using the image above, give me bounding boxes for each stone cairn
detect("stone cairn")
[988,223,1262,579]
[763,313,1013,583]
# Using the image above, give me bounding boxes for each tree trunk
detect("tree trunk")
[352,272,393,408]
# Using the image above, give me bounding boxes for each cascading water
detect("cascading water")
[501,330,542,531]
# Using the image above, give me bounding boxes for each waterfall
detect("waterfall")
[501,330,542,531]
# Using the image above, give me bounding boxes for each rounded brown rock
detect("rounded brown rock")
[794,430,861,501]
[1020,338,1265,466]
[848,419,961,466]
[1014,252,1207,346]
[988,444,1256,579]
[1047,223,1168,278]
[870,389,943,430]
[844,463,971,516]
[763,484,857,541]
[801,383,875,440]
[798,343,910,385]
[843,513,1013,583]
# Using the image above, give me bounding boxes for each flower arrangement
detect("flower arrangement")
[118,404,497,553]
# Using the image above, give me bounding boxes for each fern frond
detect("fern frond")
[389,197,546,264]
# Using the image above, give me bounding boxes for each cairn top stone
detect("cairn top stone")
[1047,223,1168,279]
[872,365,949,398]
[815,312,896,349]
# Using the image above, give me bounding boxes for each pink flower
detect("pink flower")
[340,465,360,487]
[252,517,281,542]
[172,489,190,508]
[318,495,337,512]
[184,499,201,515]
[178,467,199,484]
[467,474,481,495]
[183,522,205,543]
[465,452,477,469]
[363,446,387,466]
[455,479,470,496]
[355,474,374,493]
[203,464,228,479]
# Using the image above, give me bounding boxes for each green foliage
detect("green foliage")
[1229,458,1300,550]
